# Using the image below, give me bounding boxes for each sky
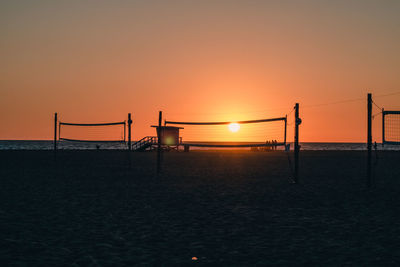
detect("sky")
[1,0,400,142]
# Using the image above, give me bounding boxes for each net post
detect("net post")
[157,111,163,174]
[382,108,385,146]
[284,115,287,145]
[294,103,300,183]
[54,113,58,151]
[128,113,132,150]
[367,93,372,188]
[124,120,126,143]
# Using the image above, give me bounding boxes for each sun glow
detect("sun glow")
[228,122,240,132]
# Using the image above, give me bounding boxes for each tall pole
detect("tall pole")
[54,113,58,151]
[284,115,287,145]
[367,93,372,187]
[382,108,385,146]
[124,121,126,143]
[157,111,162,174]
[294,103,300,183]
[128,113,132,150]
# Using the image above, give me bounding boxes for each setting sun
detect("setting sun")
[228,123,240,133]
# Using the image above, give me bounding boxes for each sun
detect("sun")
[228,122,240,132]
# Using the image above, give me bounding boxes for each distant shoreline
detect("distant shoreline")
[2,140,400,151]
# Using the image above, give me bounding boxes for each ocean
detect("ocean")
[1,140,399,151]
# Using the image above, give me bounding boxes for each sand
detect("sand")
[1,150,400,265]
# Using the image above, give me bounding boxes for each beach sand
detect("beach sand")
[1,150,400,265]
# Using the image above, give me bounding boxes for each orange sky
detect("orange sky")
[1,1,400,142]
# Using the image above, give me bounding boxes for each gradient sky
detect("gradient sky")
[1,0,400,142]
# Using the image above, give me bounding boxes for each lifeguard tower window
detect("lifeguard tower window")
[151,126,183,146]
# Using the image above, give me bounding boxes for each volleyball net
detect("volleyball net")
[383,111,400,145]
[55,113,132,149]
[59,121,126,143]
[165,117,287,148]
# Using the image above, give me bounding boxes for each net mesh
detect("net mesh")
[167,119,286,146]
[59,123,126,143]
[384,113,400,143]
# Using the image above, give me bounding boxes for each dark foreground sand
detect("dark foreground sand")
[1,150,400,265]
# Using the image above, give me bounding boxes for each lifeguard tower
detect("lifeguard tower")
[151,125,183,150]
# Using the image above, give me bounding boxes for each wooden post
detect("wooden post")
[128,113,132,150]
[157,111,162,174]
[382,108,385,146]
[367,93,372,187]
[124,120,126,143]
[284,115,287,145]
[54,113,58,151]
[294,103,300,183]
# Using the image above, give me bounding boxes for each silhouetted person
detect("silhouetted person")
[285,143,290,152]
[266,140,269,151]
